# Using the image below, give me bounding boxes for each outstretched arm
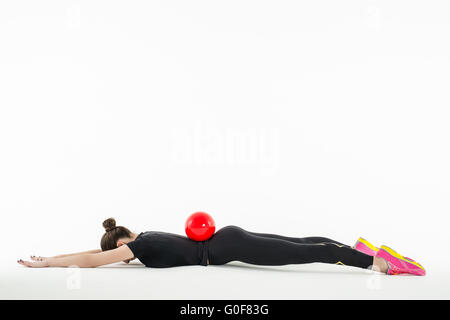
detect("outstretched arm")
[31,249,102,261]
[18,245,134,268]
[54,249,102,258]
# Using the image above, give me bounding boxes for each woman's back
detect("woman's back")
[126,231,209,267]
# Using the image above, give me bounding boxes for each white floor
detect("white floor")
[2,260,449,300]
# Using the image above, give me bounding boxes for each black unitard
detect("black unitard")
[126,225,373,269]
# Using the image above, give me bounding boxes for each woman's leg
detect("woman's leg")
[208,226,373,269]
[246,230,349,247]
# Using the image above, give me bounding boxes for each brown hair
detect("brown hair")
[100,218,133,251]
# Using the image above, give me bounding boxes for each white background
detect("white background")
[1,1,449,299]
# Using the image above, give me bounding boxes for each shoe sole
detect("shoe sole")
[380,245,425,272]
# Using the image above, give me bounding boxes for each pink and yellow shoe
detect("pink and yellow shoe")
[353,237,379,256]
[353,238,418,264]
[376,245,426,276]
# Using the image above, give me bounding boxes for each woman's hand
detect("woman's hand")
[17,258,49,268]
[30,255,48,262]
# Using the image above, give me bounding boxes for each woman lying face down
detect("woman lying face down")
[17,218,426,276]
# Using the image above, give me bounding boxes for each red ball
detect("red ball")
[185,211,216,241]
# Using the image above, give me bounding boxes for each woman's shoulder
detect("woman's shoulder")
[138,231,186,239]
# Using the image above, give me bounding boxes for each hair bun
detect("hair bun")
[103,218,117,232]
